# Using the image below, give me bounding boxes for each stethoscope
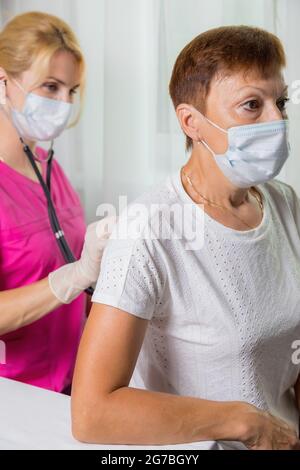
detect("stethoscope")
[20,137,94,296]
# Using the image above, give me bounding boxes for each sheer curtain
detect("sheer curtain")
[0,0,299,222]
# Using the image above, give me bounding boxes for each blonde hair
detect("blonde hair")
[0,11,86,126]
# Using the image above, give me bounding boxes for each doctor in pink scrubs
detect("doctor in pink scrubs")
[0,11,113,393]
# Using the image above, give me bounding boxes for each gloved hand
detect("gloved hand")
[48,215,117,304]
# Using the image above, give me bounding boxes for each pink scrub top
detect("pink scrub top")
[0,146,86,392]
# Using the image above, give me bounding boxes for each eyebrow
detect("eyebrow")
[236,84,288,95]
[47,76,80,89]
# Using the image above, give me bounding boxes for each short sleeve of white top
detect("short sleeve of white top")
[92,168,300,448]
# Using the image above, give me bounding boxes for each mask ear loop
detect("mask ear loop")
[0,78,7,105]
[204,116,228,134]
[197,138,215,156]
[11,77,27,95]
[1,76,24,116]
[195,112,229,156]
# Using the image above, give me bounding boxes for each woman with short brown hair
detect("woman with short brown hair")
[72,26,300,450]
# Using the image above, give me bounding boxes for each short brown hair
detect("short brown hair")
[169,25,286,151]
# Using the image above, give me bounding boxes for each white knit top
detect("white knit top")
[92,167,300,449]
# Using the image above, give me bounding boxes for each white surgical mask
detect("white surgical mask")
[8,79,72,142]
[196,111,290,188]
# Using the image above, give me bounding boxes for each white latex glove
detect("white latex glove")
[48,215,117,304]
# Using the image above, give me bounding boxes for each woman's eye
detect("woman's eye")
[43,83,58,93]
[242,100,260,111]
[70,89,78,96]
[277,97,290,111]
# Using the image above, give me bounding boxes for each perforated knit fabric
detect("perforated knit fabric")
[92,168,300,448]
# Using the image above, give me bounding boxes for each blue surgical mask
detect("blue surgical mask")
[196,111,290,188]
[8,79,72,142]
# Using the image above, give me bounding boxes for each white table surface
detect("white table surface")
[0,378,223,450]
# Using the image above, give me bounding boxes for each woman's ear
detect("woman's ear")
[0,67,7,105]
[0,67,8,84]
[0,67,8,105]
[176,103,203,144]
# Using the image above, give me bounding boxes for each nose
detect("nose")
[61,94,72,104]
[264,102,285,122]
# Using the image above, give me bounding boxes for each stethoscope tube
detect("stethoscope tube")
[21,137,94,296]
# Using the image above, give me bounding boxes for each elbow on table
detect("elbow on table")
[71,400,108,444]
[71,417,92,444]
[71,413,93,444]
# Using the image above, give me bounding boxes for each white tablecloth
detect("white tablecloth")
[0,378,223,450]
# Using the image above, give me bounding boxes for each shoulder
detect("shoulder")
[116,172,179,239]
[262,178,300,210]
[260,178,300,229]
[129,172,180,211]
[92,178,174,317]
[102,173,177,267]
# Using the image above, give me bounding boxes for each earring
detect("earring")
[0,78,6,105]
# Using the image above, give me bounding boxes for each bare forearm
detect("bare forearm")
[0,277,61,335]
[72,386,246,446]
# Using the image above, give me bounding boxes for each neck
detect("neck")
[183,144,250,209]
[0,105,36,168]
